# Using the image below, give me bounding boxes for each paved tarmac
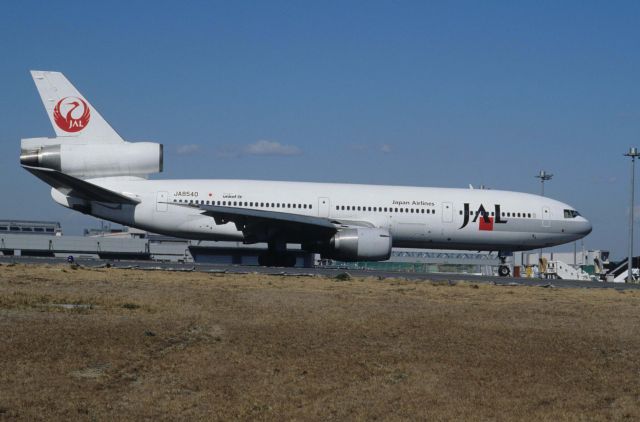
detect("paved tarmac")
[1,256,636,290]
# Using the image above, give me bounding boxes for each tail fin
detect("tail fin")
[30,70,124,144]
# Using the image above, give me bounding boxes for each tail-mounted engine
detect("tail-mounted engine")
[20,140,163,178]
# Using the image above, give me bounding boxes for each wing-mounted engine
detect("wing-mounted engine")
[20,138,163,178]
[323,227,392,261]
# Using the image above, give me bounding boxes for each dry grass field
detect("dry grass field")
[0,263,639,421]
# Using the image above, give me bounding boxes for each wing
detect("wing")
[199,204,372,243]
[22,165,140,205]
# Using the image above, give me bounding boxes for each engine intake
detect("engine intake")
[324,228,392,261]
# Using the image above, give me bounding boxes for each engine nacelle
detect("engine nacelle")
[324,228,392,261]
[20,142,163,178]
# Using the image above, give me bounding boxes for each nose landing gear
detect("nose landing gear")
[498,252,511,277]
[498,265,511,277]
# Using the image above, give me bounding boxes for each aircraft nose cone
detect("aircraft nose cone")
[580,218,592,236]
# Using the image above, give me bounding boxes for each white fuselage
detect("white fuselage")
[53,178,592,252]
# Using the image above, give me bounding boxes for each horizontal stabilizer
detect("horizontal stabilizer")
[22,165,140,205]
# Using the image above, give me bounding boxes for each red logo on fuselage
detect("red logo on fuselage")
[53,97,90,132]
[479,216,494,231]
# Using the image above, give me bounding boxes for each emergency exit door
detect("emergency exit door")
[318,197,330,217]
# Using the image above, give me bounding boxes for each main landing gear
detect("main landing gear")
[257,253,296,267]
[498,253,511,277]
[257,239,297,267]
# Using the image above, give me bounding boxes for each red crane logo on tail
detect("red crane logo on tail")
[53,97,90,132]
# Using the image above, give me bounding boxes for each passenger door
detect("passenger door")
[442,202,453,223]
[542,206,551,227]
[156,191,168,212]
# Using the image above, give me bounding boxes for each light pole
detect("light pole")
[624,147,640,283]
[535,170,553,196]
[535,171,553,272]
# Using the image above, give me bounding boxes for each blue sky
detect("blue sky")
[0,1,638,258]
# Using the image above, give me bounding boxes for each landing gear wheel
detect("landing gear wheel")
[258,254,270,266]
[258,253,296,267]
[498,265,511,277]
[281,253,296,267]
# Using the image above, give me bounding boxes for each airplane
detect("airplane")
[20,71,592,275]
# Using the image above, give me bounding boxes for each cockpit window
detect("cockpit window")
[564,209,580,218]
